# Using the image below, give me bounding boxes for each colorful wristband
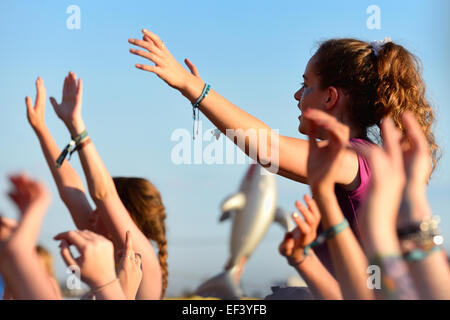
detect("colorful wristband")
[192,83,211,109]
[191,83,211,140]
[304,218,349,255]
[404,245,442,262]
[56,130,88,168]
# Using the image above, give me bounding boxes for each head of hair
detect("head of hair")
[36,245,54,277]
[113,177,168,298]
[312,38,439,171]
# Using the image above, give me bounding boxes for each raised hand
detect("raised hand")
[279,195,321,266]
[50,72,84,131]
[129,29,201,90]
[354,117,406,260]
[117,231,142,300]
[401,112,432,186]
[0,175,59,300]
[25,77,47,132]
[8,174,51,217]
[303,109,351,192]
[357,117,406,231]
[55,230,117,289]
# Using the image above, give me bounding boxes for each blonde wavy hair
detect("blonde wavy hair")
[113,177,168,298]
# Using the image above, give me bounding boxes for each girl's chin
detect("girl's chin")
[298,122,307,135]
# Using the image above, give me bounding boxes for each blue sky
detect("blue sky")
[0,0,449,297]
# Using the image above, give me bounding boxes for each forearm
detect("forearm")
[65,120,117,204]
[9,207,46,247]
[313,188,373,299]
[181,77,308,178]
[0,249,58,300]
[400,189,450,299]
[34,126,92,230]
[294,250,343,300]
[360,194,419,300]
[94,280,127,300]
[65,120,163,299]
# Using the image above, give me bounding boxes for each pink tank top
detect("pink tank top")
[315,138,373,274]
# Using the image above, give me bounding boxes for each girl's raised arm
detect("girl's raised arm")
[26,77,93,230]
[51,72,162,299]
[0,175,60,300]
[304,109,373,300]
[128,29,358,186]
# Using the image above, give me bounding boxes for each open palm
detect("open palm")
[50,72,83,125]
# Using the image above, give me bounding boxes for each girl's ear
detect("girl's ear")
[324,86,339,111]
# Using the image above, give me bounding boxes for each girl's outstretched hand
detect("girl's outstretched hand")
[49,72,83,128]
[26,77,47,132]
[129,29,201,90]
[279,195,321,266]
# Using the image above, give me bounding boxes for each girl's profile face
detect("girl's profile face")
[294,56,327,135]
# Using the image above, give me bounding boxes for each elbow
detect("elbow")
[89,186,116,204]
[89,189,110,203]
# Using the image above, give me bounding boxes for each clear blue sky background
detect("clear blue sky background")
[0,0,449,297]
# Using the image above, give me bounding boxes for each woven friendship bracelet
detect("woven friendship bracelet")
[56,130,88,168]
[191,83,211,139]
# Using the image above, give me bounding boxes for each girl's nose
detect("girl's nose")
[294,88,303,101]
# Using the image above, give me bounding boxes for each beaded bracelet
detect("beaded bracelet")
[191,83,211,139]
[56,130,88,168]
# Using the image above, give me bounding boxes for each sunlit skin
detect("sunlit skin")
[89,209,113,242]
[293,56,361,140]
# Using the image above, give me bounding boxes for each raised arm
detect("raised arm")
[26,77,93,230]
[279,196,343,300]
[0,174,59,300]
[396,112,450,299]
[51,72,162,299]
[128,29,358,185]
[304,109,373,300]
[357,116,419,300]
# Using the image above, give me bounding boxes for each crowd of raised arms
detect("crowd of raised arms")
[0,29,449,300]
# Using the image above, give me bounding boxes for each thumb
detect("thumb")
[49,97,60,113]
[25,96,34,114]
[59,239,78,268]
[184,58,201,78]
[125,230,133,253]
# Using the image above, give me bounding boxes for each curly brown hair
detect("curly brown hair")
[313,38,440,172]
[113,177,168,299]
